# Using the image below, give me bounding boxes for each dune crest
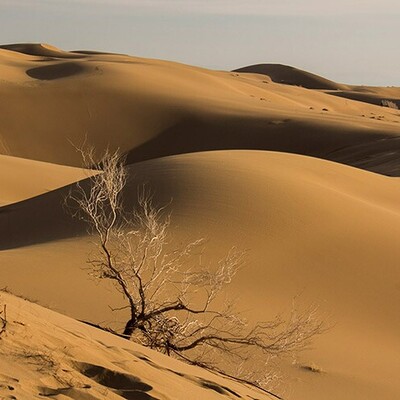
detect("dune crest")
[233,63,348,90]
[0,43,84,59]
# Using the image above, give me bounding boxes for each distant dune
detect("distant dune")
[233,63,348,90]
[0,42,85,59]
[327,86,400,108]
[1,44,400,400]
[235,63,400,113]
[0,44,399,174]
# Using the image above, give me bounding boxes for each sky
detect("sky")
[1,0,399,85]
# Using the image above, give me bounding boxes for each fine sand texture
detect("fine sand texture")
[0,291,274,400]
[0,44,400,400]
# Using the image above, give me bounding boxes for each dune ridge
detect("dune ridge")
[2,150,400,250]
[233,63,348,90]
[0,43,85,59]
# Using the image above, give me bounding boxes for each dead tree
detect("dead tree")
[68,148,325,393]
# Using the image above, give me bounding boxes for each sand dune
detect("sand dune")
[0,291,272,400]
[0,44,399,174]
[1,44,399,400]
[235,63,400,110]
[0,43,85,59]
[1,150,399,399]
[327,86,400,108]
[233,63,348,90]
[0,154,94,206]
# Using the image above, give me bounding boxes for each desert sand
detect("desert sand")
[0,291,274,400]
[0,155,94,206]
[0,44,399,400]
[1,43,400,174]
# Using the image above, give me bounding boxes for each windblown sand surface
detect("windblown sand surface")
[0,44,399,400]
[0,291,273,400]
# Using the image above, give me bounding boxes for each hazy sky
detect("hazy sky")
[1,0,399,85]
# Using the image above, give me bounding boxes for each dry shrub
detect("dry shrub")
[68,148,326,395]
[381,99,399,109]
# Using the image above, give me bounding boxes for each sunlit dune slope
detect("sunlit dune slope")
[0,150,399,399]
[0,291,272,400]
[0,154,95,206]
[0,44,400,174]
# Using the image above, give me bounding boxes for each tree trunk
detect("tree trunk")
[123,318,135,338]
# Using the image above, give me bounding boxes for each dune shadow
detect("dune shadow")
[38,386,97,399]
[0,169,171,251]
[125,116,390,175]
[76,362,157,400]
[26,62,86,80]
[331,91,399,109]
[0,183,88,250]
[198,378,241,398]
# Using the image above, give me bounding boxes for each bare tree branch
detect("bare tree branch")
[67,147,326,395]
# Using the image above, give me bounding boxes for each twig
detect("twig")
[0,304,7,336]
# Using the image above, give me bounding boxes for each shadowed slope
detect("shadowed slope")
[0,155,95,206]
[2,150,400,250]
[327,86,400,108]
